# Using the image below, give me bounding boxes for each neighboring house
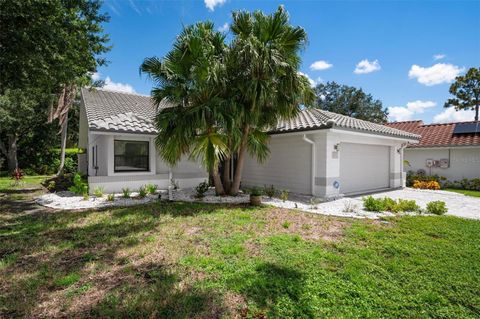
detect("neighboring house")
[385,120,480,181]
[79,88,419,198]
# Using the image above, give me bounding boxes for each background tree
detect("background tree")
[444,67,480,121]
[313,82,388,123]
[0,0,110,173]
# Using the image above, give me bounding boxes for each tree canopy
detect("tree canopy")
[0,0,110,172]
[141,6,314,195]
[444,67,480,122]
[313,81,388,124]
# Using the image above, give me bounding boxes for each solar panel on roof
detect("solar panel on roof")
[453,122,480,134]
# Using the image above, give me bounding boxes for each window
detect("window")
[114,140,149,172]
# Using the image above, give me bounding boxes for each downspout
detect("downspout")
[168,168,173,201]
[302,134,315,196]
[399,142,408,187]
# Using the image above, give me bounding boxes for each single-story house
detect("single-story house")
[385,120,480,181]
[79,88,419,198]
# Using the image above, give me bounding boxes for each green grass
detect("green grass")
[0,193,479,318]
[0,175,50,191]
[444,188,480,198]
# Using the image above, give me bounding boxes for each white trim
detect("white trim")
[329,128,419,143]
[302,134,315,195]
[90,130,156,138]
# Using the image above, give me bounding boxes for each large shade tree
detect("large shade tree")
[444,67,480,122]
[0,0,110,173]
[313,81,388,123]
[141,6,314,195]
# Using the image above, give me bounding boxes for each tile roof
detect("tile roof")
[273,108,420,139]
[81,88,419,139]
[385,120,480,148]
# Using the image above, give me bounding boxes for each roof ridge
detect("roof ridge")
[85,87,151,98]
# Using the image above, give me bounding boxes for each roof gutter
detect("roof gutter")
[302,134,315,196]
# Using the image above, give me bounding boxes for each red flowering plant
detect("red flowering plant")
[11,168,24,186]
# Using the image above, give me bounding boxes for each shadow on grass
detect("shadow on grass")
[0,201,246,317]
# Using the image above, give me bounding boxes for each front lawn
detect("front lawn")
[1,194,479,318]
[0,175,50,191]
[444,188,480,198]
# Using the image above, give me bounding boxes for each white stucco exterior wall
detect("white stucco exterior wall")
[404,147,480,181]
[87,132,207,193]
[242,128,413,199]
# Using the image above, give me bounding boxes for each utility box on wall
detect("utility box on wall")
[425,158,449,169]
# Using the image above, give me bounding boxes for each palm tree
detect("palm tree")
[140,22,230,195]
[225,6,315,194]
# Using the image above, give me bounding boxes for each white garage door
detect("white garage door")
[339,143,390,195]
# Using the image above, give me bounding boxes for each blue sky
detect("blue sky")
[95,0,480,123]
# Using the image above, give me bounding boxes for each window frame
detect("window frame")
[113,139,150,173]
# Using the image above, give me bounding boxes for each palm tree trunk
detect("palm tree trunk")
[230,126,249,195]
[475,102,479,122]
[57,113,68,176]
[211,165,225,195]
[222,156,231,194]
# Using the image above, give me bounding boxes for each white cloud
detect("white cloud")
[299,72,317,87]
[388,100,436,122]
[408,63,464,86]
[204,0,226,11]
[91,72,101,81]
[354,59,381,74]
[433,107,476,123]
[310,60,333,71]
[103,77,136,94]
[218,22,229,32]
[433,54,446,60]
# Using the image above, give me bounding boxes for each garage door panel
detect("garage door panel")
[340,143,390,195]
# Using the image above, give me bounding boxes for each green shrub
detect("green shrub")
[138,186,147,198]
[107,194,115,201]
[195,181,210,198]
[426,201,448,215]
[279,189,289,202]
[122,188,131,199]
[93,186,104,197]
[146,183,157,195]
[68,173,88,196]
[396,199,420,212]
[363,196,420,213]
[249,187,263,197]
[363,196,385,212]
[264,184,277,198]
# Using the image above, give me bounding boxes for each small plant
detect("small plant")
[279,189,289,202]
[146,183,157,195]
[249,187,263,196]
[69,173,88,196]
[93,186,104,197]
[412,180,441,190]
[122,187,131,199]
[107,193,115,201]
[138,186,147,198]
[343,200,358,213]
[309,197,322,210]
[11,168,24,186]
[396,199,420,212]
[195,181,210,199]
[363,196,385,212]
[264,184,276,198]
[282,221,291,229]
[426,201,448,215]
[83,193,89,200]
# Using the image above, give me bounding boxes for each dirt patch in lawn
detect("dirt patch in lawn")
[263,208,350,242]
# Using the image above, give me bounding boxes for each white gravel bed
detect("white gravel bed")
[36,187,480,220]
[36,191,163,210]
[171,188,250,204]
[263,188,480,220]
